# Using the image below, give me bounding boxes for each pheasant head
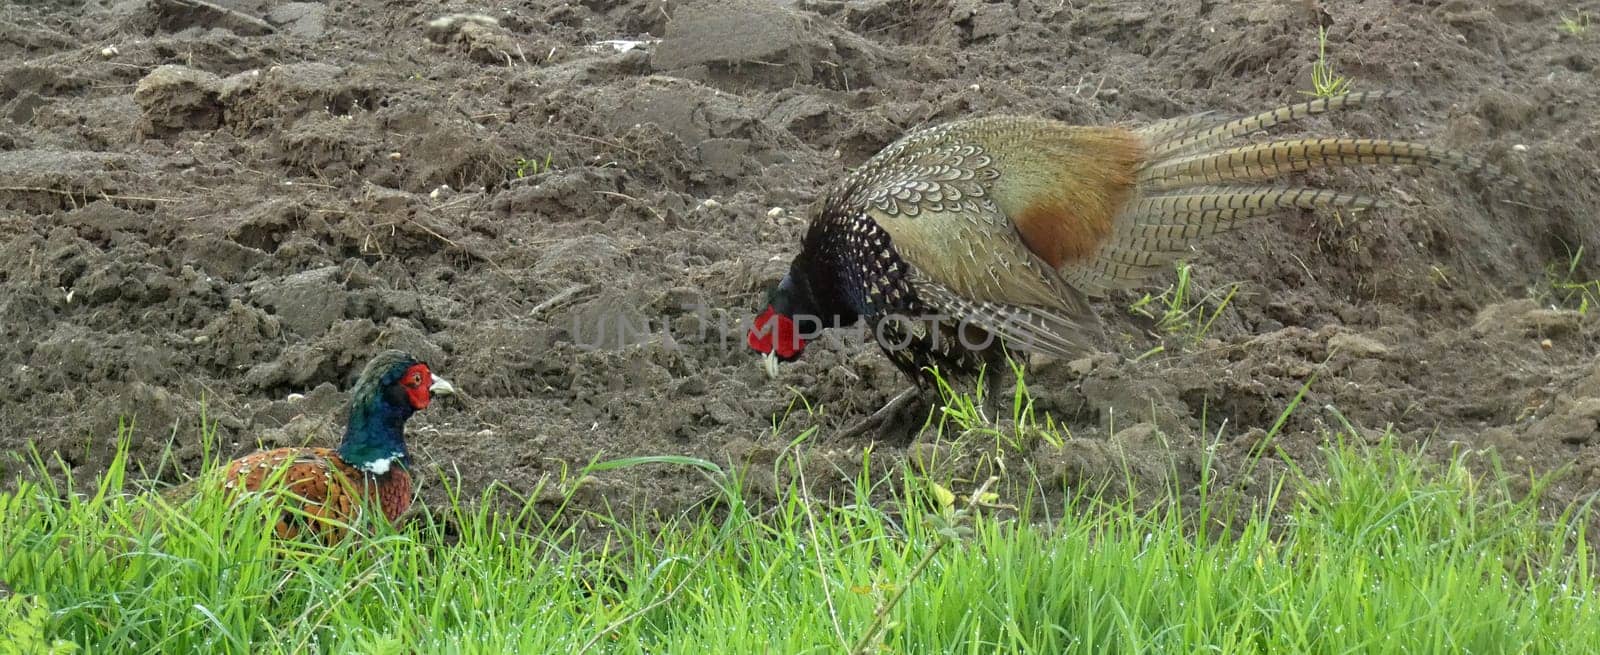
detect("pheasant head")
[337,350,456,475]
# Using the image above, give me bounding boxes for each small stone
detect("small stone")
[1512,144,1528,152]
[1541,338,1554,350]
[700,198,721,209]
[100,45,119,57]
[287,393,305,402]
[767,207,785,218]
[388,151,403,160]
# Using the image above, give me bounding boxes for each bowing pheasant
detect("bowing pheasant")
[203,350,454,541]
[748,91,1506,433]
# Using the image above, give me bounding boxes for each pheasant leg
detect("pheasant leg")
[837,387,925,440]
[980,366,1006,423]
[977,347,1022,424]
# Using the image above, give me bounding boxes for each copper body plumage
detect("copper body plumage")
[207,350,455,542]
[220,447,415,541]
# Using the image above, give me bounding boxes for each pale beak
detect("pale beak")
[429,375,457,397]
[762,352,780,380]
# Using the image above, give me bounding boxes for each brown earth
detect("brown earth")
[3,0,1599,525]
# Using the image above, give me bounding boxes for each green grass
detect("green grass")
[1559,11,1591,36]
[511,153,554,179]
[1128,261,1240,357]
[1536,244,1600,315]
[928,356,1068,453]
[3,394,1598,654]
[2,593,80,654]
[1302,27,1354,98]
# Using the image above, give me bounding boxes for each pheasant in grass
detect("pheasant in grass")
[211,350,455,541]
[748,92,1506,435]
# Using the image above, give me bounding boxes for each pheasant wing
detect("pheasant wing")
[847,133,1099,357]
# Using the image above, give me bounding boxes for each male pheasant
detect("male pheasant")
[208,350,454,541]
[747,92,1506,434]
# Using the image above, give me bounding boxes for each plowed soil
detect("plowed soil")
[4,0,1599,521]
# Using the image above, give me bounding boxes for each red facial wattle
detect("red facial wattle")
[400,363,434,410]
[749,306,805,360]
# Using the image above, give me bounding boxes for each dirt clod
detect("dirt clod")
[132,64,224,135]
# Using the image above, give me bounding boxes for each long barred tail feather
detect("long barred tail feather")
[1139,91,1405,158]
[1060,92,1517,296]
[1137,137,1503,189]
